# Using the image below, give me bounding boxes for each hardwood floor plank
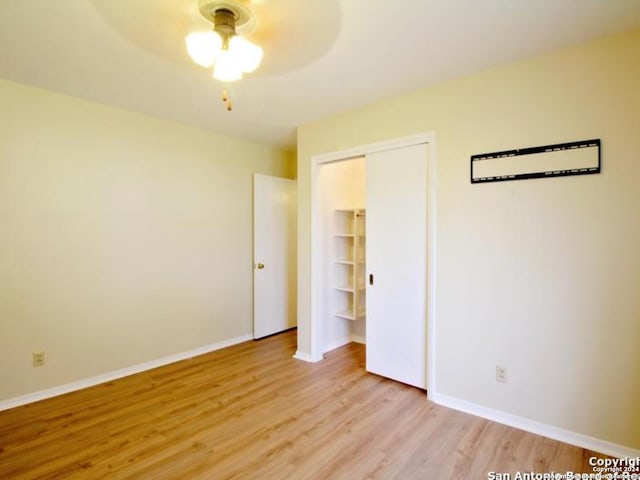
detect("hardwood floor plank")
[0,330,610,479]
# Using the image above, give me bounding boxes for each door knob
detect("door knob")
[256,263,265,269]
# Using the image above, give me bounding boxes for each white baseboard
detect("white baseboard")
[431,392,640,459]
[293,350,319,362]
[323,337,352,354]
[294,336,365,363]
[0,334,253,412]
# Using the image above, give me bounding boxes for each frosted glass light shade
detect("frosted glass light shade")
[186,29,263,83]
[186,32,223,67]
[213,49,243,82]
[228,36,263,73]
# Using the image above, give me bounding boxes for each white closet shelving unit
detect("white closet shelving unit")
[333,209,366,321]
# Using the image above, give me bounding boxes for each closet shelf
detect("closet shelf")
[334,285,366,293]
[334,286,355,293]
[332,209,366,322]
[334,310,366,321]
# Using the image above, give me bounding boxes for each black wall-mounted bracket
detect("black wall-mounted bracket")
[471,139,601,184]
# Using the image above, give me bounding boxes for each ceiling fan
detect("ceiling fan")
[186,1,263,109]
[87,0,341,109]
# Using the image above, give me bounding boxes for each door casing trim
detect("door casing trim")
[306,132,437,398]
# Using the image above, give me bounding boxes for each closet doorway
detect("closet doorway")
[317,158,367,352]
[310,134,436,391]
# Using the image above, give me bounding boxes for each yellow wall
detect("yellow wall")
[0,79,292,401]
[297,29,640,449]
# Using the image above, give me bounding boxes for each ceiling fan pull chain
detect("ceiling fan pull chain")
[220,88,232,111]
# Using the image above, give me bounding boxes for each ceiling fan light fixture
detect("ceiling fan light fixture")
[228,36,263,73]
[185,31,223,67]
[186,0,263,103]
[213,49,243,82]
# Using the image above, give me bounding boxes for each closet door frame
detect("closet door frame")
[306,132,437,398]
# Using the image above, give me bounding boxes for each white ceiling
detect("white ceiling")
[1,0,639,149]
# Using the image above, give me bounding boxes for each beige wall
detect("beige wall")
[296,29,640,449]
[0,79,293,401]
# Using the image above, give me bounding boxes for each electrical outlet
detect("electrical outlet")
[33,352,45,367]
[495,365,506,383]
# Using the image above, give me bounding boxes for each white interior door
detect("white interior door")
[253,174,297,339]
[366,143,428,389]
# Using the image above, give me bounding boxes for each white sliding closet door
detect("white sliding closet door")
[366,143,428,389]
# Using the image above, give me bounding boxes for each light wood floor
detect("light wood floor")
[0,329,606,479]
